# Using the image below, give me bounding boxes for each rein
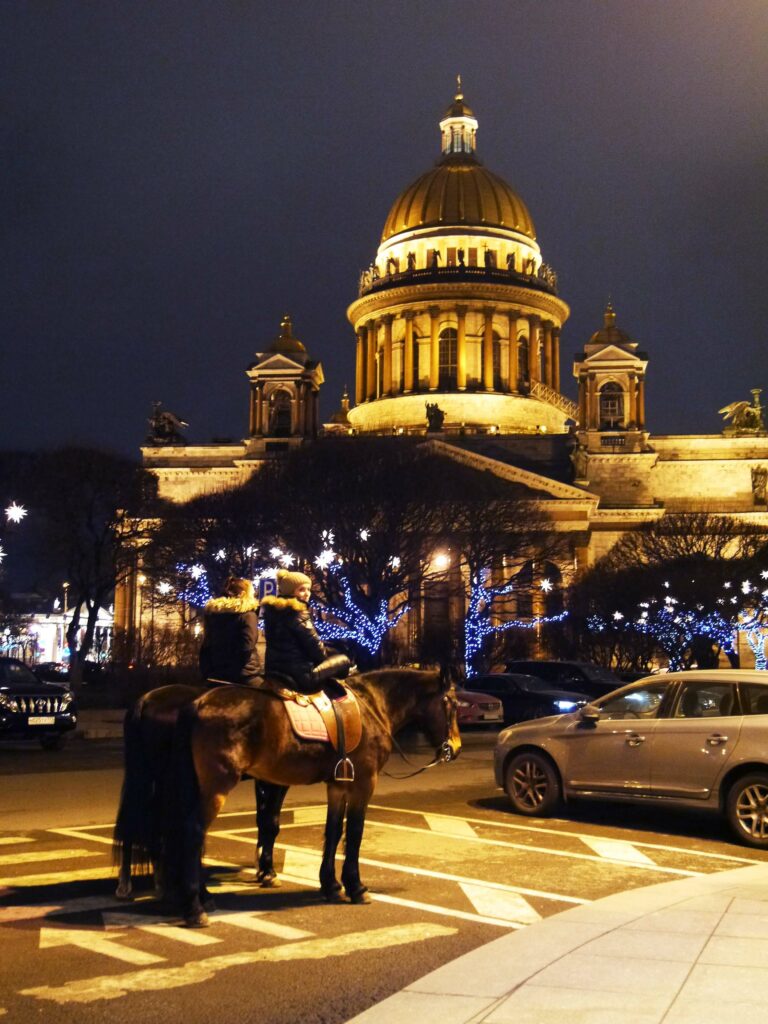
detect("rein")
[380,690,458,780]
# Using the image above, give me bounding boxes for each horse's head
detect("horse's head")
[421,672,462,763]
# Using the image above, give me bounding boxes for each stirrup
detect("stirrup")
[334,757,355,782]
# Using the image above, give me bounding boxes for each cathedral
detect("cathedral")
[118,86,768,657]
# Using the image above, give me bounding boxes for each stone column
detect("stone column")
[552,327,561,393]
[507,312,518,391]
[483,306,495,390]
[403,311,415,393]
[542,322,553,388]
[587,374,598,429]
[254,383,264,436]
[382,315,394,396]
[366,320,376,400]
[429,306,440,389]
[637,377,646,429]
[628,373,638,427]
[355,329,365,405]
[457,305,468,389]
[578,375,587,427]
[528,316,540,383]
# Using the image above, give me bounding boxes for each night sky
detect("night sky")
[3,1,767,456]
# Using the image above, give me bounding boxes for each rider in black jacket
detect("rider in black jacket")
[261,569,350,692]
[199,577,261,684]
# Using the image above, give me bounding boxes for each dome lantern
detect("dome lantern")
[439,75,478,157]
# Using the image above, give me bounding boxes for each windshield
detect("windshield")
[516,676,557,693]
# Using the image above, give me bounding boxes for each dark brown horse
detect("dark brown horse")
[161,668,461,926]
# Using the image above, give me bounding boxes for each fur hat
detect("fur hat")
[277,568,312,598]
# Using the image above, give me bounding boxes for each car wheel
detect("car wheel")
[505,751,560,816]
[40,734,67,751]
[726,773,768,848]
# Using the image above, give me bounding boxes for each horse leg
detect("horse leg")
[255,780,288,887]
[340,779,374,905]
[182,764,240,927]
[320,784,347,901]
[115,842,133,900]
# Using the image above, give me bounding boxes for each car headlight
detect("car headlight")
[457,700,471,708]
[555,700,578,711]
[0,693,20,712]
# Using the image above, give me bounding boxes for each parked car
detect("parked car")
[0,657,78,749]
[455,687,503,728]
[465,673,589,725]
[494,669,768,848]
[503,660,623,700]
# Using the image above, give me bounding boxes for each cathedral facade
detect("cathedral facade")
[118,87,768,660]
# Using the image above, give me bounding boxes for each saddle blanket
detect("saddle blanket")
[284,695,333,743]
[283,691,361,750]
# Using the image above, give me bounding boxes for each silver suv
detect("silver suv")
[494,670,768,848]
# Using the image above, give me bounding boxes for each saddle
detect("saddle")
[257,676,362,782]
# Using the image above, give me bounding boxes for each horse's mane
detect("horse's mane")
[349,667,443,707]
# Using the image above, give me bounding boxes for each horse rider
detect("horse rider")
[260,569,350,693]
[199,576,261,685]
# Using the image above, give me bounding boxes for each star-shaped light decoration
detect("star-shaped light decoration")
[663,580,670,588]
[314,549,336,570]
[612,611,624,620]
[0,546,5,563]
[279,552,295,567]
[389,556,401,571]
[270,546,283,559]
[214,548,226,561]
[157,581,172,596]
[540,578,553,592]
[359,529,369,541]
[761,570,768,580]
[742,580,752,594]
[190,564,205,580]
[5,502,27,524]
[724,581,732,589]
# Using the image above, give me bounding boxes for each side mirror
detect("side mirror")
[579,704,601,726]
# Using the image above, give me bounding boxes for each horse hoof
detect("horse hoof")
[350,889,371,905]
[202,897,217,913]
[322,888,347,904]
[259,875,281,889]
[184,910,210,929]
[114,884,133,901]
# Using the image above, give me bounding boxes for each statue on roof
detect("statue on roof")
[425,402,445,433]
[147,401,189,445]
[719,389,767,436]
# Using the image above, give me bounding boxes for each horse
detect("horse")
[159,668,461,927]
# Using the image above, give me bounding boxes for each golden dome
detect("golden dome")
[269,314,306,355]
[587,302,633,346]
[381,156,536,243]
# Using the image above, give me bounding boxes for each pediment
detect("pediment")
[581,344,645,366]
[248,353,306,373]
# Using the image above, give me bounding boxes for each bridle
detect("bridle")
[382,688,459,779]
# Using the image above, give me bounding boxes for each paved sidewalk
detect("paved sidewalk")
[348,861,768,1024]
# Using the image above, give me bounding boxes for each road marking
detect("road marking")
[459,882,542,925]
[580,837,657,865]
[40,925,164,965]
[49,827,114,847]
[369,804,764,864]
[214,911,312,940]
[0,848,100,867]
[0,836,33,846]
[0,895,152,924]
[216,834,587,905]
[291,807,327,826]
[423,814,476,838]
[0,867,112,887]
[22,924,457,1004]
[103,913,221,946]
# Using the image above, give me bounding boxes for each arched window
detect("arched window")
[268,389,292,437]
[518,335,529,391]
[600,382,624,428]
[492,331,502,390]
[439,327,457,389]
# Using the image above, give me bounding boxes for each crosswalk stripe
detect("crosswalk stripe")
[459,882,542,925]
[0,848,100,867]
[291,807,327,826]
[423,814,476,838]
[103,912,221,945]
[0,867,111,887]
[0,837,33,846]
[580,837,657,865]
[216,911,312,940]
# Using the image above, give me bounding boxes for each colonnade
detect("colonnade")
[248,380,320,438]
[578,372,647,430]
[354,306,562,403]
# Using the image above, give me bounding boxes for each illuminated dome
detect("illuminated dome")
[382,158,536,243]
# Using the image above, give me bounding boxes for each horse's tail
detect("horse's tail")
[161,703,204,904]
[113,705,156,874]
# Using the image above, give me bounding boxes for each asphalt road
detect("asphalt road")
[2,731,767,1023]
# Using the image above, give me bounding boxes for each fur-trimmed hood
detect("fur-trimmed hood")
[260,595,307,613]
[203,596,259,615]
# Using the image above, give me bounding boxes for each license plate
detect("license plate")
[28,716,56,726]
[482,712,501,720]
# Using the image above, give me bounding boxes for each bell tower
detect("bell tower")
[573,303,649,455]
[245,315,324,442]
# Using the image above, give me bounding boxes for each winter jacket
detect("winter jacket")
[199,595,261,684]
[260,595,327,688]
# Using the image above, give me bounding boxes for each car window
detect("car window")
[583,666,621,685]
[468,678,499,693]
[740,684,768,716]
[596,683,667,721]
[515,676,553,693]
[5,661,39,687]
[523,664,559,683]
[674,683,737,719]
